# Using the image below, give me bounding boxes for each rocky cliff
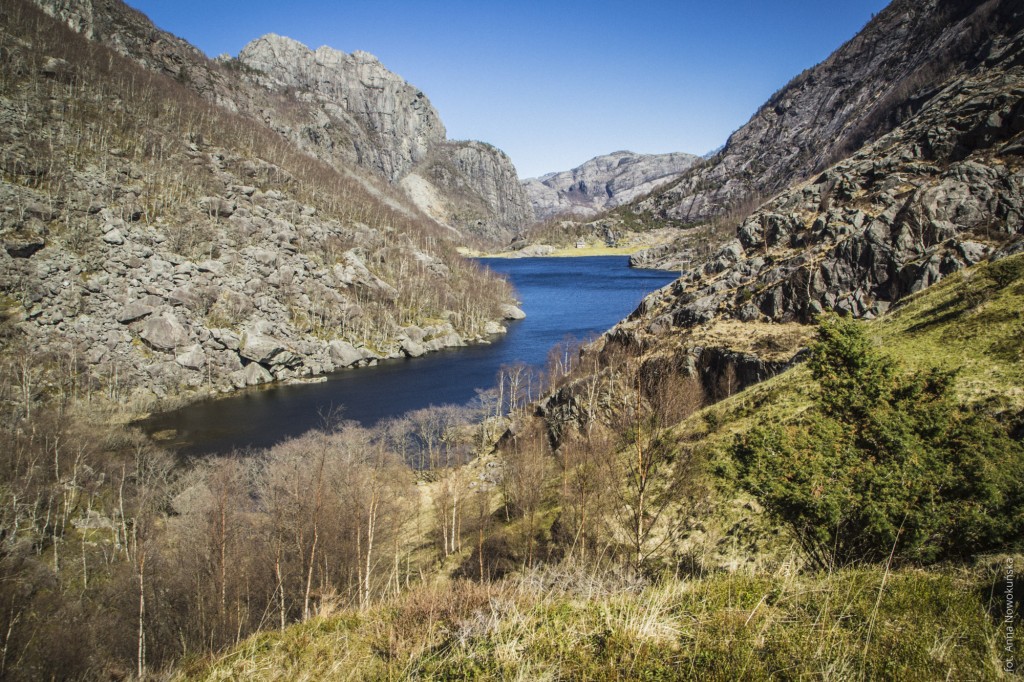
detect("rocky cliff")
[0,0,522,408]
[628,0,1023,267]
[402,141,535,242]
[32,0,533,242]
[235,34,445,184]
[534,2,1024,447]
[523,151,698,221]
[610,10,1024,371]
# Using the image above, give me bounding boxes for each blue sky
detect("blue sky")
[124,0,890,179]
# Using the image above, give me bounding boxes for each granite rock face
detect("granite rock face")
[236,34,445,183]
[403,141,535,242]
[32,0,532,242]
[615,24,1024,352]
[523,151,699,221]
[629,0,1024,267]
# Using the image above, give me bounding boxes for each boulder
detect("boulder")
[140,313,188,351]
[175,344,206,370]
[117,301,155,323]
[199,196,236,218]
[24,202,59,221]
[240,331,298,366]
[230,363,273,388]
[4,236,45,258]
[499,304,526,320]
[401,338,426,358]
[328,340,363,367]
[102,229,125,245]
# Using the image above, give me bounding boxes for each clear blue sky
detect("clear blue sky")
[124,0,890,179]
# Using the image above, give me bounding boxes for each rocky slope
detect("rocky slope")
[0,0,523,407]
[33,0,533,243]
[401,141,535,242]
[627,0,1023,267]
[608,11,1024,380]
[523,150,698,221]
[235,34,445,184]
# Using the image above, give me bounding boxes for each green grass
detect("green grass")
[176,256,1024,680]
[692,253,1024,464]
[178,560,1014,680]
[872,255,1024,410]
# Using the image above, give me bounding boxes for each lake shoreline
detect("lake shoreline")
[139,257,678,455]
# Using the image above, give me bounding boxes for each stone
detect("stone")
[199,196,236,218]
[175,344,206,370]
[24,202,59,221]
[401,338,425,358]
[240,331,298,366]
[328,340,363,367]
[117,301,155,323]
[197,259,226,276]
[4,236,45,258]
[140,313,188,351]
[230,362,273,387]
[499,304,526,320]
[102,229,125,245]
[403,325,425,343]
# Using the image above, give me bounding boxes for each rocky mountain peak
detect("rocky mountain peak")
[236,34,446,182]
[524,150,699,221]
[628,0,1024,268]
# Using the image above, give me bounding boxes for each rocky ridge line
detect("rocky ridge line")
[34,0,534,242]
[627,0,1022,268]
[523,150,700,222]
[613,21,1024,368]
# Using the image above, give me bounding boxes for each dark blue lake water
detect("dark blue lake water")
[143,256,677,454]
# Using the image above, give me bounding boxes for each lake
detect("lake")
[142,256,678,454]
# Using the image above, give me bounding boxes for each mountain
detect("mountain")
[231,34,534,240]
[0,0,529,407]
[523,150,698,221]
[33,0,533,243]
[614,0,1024,357]
[402,140,535,243]
[626,0,1024,267]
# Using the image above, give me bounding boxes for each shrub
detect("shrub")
[734,314,1024,569]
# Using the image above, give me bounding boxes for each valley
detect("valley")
[0,0,1022,679]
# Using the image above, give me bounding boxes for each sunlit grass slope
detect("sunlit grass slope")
[178,255,1023,681]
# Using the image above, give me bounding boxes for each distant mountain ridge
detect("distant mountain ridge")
[523,150,698,221]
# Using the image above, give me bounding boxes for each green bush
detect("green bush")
[734,314,1024,568]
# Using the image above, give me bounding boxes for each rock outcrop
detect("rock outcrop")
[628,0,1024,267]
[523,151,698,221]
[236,34,446,183]
[613,18,1024,357]
[403,141,535,242]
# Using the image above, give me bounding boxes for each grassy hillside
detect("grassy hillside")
[178,563,1016,681]
[177,255,1024,680]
